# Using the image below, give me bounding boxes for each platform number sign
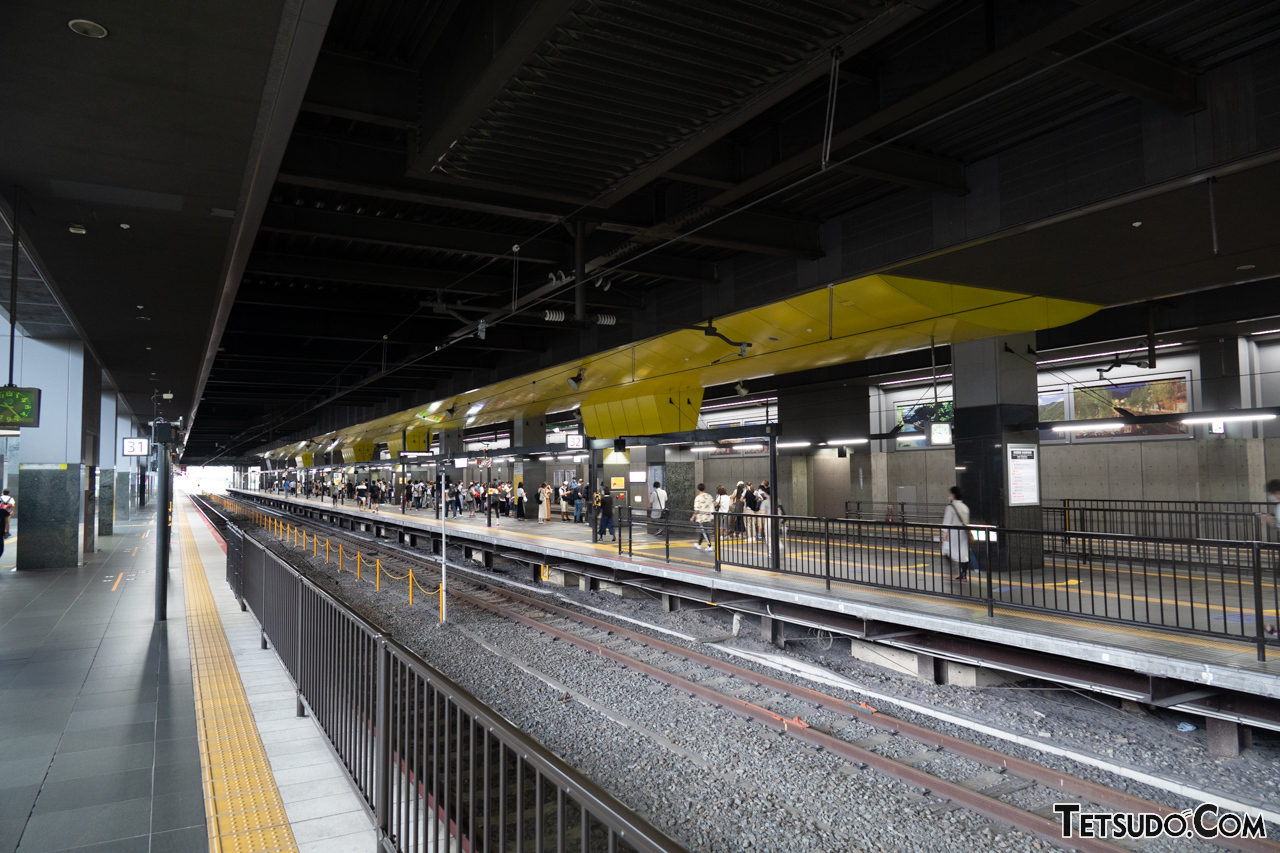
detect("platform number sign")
[121,438,151,457]
[566,434,585,450]
[0,386,40,427]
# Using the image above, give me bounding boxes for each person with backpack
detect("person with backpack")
[742,482,760,540]
[649,480,668,536]
[595,488,615,541]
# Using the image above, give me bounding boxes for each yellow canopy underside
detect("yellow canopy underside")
[265,274,1098,457]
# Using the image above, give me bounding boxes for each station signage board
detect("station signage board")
[122,437,151,457]
[1006,444,1040,506]
[610,476,626,490]
[565,434,585,450]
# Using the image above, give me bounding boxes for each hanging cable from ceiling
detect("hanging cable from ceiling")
[820,47,844,171]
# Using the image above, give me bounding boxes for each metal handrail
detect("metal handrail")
[232,528,686,853]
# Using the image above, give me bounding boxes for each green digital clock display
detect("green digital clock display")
[0,387,41,427]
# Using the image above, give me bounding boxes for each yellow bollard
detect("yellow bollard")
[439,584,444,624]
[376,558,381,591]
[326,539,330,563]
[314,536,318,558]
[408,571,413,606]
[357,552,362,580]
[339,544,343,572]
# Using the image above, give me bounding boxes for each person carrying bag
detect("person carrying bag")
[941,486,980,582]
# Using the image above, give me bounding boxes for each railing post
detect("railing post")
[373,638,391,848]
[824,518,831,591]
[713,513,721,572]
[1253,541,1267,662]
[770,512,781,573]
[665,510,671,563]
[986,534,995,618]
[295,579,305,717]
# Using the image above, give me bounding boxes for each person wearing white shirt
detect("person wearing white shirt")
[942,486,973,581]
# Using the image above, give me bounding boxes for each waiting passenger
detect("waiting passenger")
[691,484,714,551]
[942,486,975,582]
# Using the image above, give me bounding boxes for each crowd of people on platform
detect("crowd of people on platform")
[262,475,785,551]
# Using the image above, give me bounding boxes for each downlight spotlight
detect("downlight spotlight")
[734,381,748,397]
[567,368,586,392]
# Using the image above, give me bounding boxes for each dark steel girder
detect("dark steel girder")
[258,205,565,263]
[1036,29,1200,114]
[275,136,818,257]
[300,52,419,129]
[410,0,579,175]
[707,0,1150,210]
[244,252,507,296]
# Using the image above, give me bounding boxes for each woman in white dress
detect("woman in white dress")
[941,485,971,582]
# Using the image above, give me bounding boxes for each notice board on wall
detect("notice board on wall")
[1006,444,1039,506]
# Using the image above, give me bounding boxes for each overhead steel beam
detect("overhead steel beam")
[300,52,419,128]
[277,139,819,256]
[668,136,967,197]
[409,0,578,176]
[1037,30,1200,114]
[244,252,506,295]
[833,142,968,195]
[706,0,1148,209]
[593,1,937,206]
[259,205,565,263]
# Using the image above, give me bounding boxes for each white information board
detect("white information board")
[121,437,150,457]
[1006,444,1040,506]
[565,434,585,450]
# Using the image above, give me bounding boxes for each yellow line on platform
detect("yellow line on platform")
[111,574,123,592]
[176,508,299,853]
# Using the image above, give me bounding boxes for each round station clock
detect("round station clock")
[0,387,41,427]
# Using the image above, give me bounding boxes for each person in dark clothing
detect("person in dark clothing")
[596,489,615,541]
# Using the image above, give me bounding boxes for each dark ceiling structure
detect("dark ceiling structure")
[7,0,1280,462]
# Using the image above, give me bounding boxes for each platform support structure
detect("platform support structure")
[154,422,173,622]
[768,431,779,573]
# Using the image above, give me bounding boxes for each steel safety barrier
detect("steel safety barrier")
[224,526,685,853]
[218,490,1279,662]
[714,513,1279,660]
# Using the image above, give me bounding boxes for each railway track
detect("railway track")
[201,494,1279,853]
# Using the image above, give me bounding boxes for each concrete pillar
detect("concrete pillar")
[513,415,545,449]
[11,339,93,569]
[115,413,132,521]
[98,390,117,535]
[953,333,1040,529]
[438,430,462,456]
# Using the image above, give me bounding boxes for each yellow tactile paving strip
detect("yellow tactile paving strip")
[177,507,301,853]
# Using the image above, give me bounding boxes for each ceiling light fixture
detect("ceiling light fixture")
[119,223,130,230]
[68,19,108,38]
[1131,221,1142,228]
[734,381,748,397]
[1053,421,1125,432]
[829,438,870,445]
[1238,264,1256,271]
[690,446,716,453]
[567,368,585,391]
[136,315,150,321]
[776,441,811,448]
[1182,413,1277,425]
[68,224,86,234]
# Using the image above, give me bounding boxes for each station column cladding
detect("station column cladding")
[98,389,117,536]
[952,332,1040,530]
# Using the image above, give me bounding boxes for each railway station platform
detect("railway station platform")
[0,493,375,853]
[228,489,1280,745]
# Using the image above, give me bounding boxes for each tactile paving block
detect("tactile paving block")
[178,510,300,853]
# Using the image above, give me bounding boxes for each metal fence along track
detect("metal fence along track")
[210,512,686,853]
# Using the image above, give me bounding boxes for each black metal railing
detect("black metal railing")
[220,516,685,853]
[216,491,1280,661]
[714,513,1278,660]
[850,497,1277,543]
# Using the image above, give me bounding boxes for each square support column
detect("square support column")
[953,333,1042,569]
